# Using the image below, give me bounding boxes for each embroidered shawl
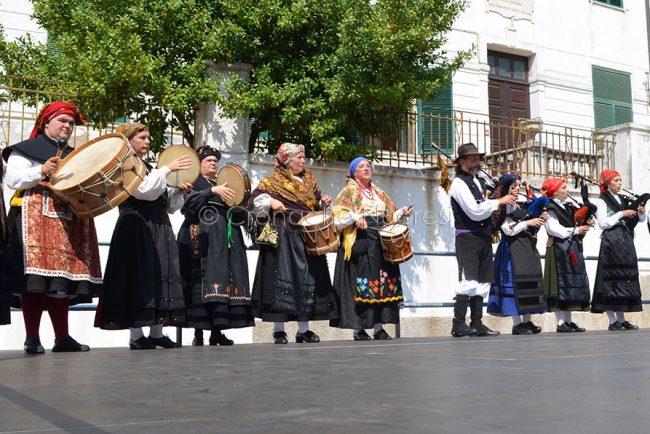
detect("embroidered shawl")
[333,178,397,260]
[255,167,322,211]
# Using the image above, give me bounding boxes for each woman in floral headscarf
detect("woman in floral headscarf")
[249,143,336,344]
[542,177,593,333]
[330,157,412,341]
[591,169,646,330]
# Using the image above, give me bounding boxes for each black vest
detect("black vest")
[451,172,492,230]
[546,201,575,229]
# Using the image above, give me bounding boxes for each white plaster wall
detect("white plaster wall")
[448,0,650,130]
[0,0,46,43]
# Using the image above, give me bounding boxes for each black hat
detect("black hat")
[197,146,222,161]
[454,142,485,163]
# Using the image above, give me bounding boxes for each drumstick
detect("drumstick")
[55,139,67,159]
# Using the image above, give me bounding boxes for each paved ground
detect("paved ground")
[2,331,650,433]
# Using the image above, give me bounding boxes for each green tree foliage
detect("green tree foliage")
[0,0,470,158]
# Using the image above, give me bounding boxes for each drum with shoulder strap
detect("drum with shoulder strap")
[50,133,147,218]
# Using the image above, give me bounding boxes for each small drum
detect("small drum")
[378,223,413,264]
[298,212,340,256]
[50,133,147,218]
[156,145,200,187]
[215,163,251,206]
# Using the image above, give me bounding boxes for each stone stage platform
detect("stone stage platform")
[2,331,650,433]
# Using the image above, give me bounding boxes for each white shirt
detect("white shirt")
[133,166,184,213]
[544,199,575,239]
[595,196,646,230]
[5,153,43,190]
[448,176,499,222]
[500,203,528,236]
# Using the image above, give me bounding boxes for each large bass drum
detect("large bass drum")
[156,145,200,187]
[50,133,147,218]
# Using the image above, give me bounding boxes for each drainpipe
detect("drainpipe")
[646,0,650,104]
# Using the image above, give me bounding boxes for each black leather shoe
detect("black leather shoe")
[148,335,180,348]
[621,321,639,330]
[24,336,45,354]
[373,329,392,340]
[451,322,478,337]
[52,336,90,352]
[296,330,320,343]
[273,331,288,344]
[471,323,500,337]
[567,322,585,332]
[523,321,542,334]
[556,322,573,333]
[129,336,156,350]
[192,336,204,346]
[353,329,372,341]
[512,323,533,335]
[608,321,624,331]
[209,331,234,346]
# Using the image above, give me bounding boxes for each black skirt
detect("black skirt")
[330,217,401,330]
[251,218,336,323]
[177,192,254,330]
[591,225,642,313]
[544,237,590,312]
[99,196,185,329]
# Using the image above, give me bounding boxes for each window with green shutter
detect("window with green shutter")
[593,0,623,8]
[592,66,632,128]
[417,84,453,155]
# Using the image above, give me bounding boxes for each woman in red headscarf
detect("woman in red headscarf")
[542,178,592,333]
[591,170,646,330]
[1,101,102,354]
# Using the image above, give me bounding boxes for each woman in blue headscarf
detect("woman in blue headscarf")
[487,173,548,335]
[330,157,412,340]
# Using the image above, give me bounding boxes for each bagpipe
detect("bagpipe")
[504,186,550,235]
[524,180,597,235]
[430,142,498,196]
[570,171,649,232]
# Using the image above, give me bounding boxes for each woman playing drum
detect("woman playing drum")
[331,157,412,341]
[2,101,102,353]
[177,146,254,346]
[97,123,192,350]
[249,142,337,344]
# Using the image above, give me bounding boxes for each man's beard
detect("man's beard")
[467,165,480,176]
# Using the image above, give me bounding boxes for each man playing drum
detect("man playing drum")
[331,157,412,341]
[177,146,254,346]
[449,143,516,337]
[2,101,102,354]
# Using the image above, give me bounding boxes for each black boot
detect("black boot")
[469,296,500,337]
[451,295,477,337]
[192,329,204,346]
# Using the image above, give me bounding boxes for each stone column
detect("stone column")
[194,62,252,166]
